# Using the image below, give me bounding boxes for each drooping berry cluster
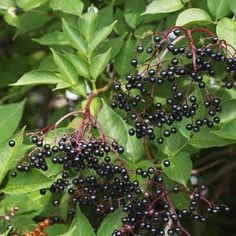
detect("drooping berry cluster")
[112,27,235,143]
[9,116,229,236]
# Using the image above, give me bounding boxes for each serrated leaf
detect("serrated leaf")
[79,8,98,43]
[176,8,212,26]
[162,152,192,187]
[207,0,231,19]
[62,19,87,56]
[0,128,24,183]
[33,31,69,46]
[97,209,125,236]
[16,0,47,10]
[11,70,62,86]
[69,209,95,236]
[0,101,25,142]
[64,52,89,78]
[98,102,144,162]
[50,0,84,16]
[143,0,184,15]
[2,169,53,194]
[217,18,236,51]
[89,50,110,80]
[89,21,117,53]
[51,49,78,85]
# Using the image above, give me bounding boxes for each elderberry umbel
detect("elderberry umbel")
[112,27,235,142]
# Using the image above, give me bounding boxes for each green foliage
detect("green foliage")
[0,0,236,235]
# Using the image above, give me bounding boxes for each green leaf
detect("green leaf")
[219,99,236,123]
[189,127,233,148]
[114,8,130,36]
[207,0,231,19]
[127,160,154,190]
[11,70,65,86]
[0,128,24,183]
[79,7,98,43]
[212,118,236,140]
[51,49,78,85]
[170,192,191,209]
[89,21,117,53]
[144,0,183,15]
[64,52,90,78]
[97,35,125,60]
[69,209,95,236]
[50,0,84,16]
[2,169,53,194]
[16,11,52,35]
[155,129,188,156]
[162,152,192,187]
[124,0,145,28]
[0,101,25,142]
[62,19,87,56]
[227,0,236,13]
[33,31,69,46]
[89,50,111,80]
[97,4,114,28]
[98,102,144,162]
[114,36,136,77]
[176,8,212,26]
[97,209,125,236]
[16,0,47,10]
[58,226,76,236]
[217,18,236,51]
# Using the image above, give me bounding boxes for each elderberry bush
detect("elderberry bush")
[112,27,235,143]
[1,1,236,236]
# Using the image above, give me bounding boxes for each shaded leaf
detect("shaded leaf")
[97,209,125,236]
[69,209,95,236]
[124,0,145,28]
[0,101,25,142]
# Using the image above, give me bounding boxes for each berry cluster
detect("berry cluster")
[9,110,229,236]
[112,27,235,143]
